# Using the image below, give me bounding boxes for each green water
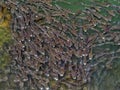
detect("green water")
[52,0,120,90]
[52,0,120,12]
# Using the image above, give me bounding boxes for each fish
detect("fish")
[90,6,101,12]
[107,10,115,16]
[89,48,93,60]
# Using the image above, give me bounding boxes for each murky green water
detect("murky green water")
[52,0,120,90]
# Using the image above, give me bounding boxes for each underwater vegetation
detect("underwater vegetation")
[0,0,120,90]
